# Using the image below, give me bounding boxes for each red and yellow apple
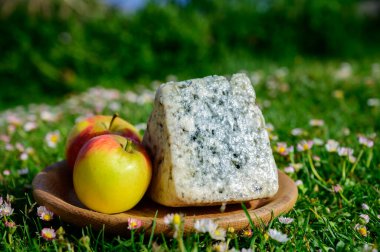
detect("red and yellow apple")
[73,134,152,213]
[65,114,141,170]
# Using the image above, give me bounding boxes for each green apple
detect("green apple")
[65,114,141,171]
[73,134,152,214]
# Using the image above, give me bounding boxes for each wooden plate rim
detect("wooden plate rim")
[32,161,298,235]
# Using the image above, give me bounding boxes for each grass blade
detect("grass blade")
[148,210,158,250]
[241,202,255,230]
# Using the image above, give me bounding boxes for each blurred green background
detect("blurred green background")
[0,0,379,110]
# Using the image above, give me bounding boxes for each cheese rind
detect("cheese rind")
[143,73,278,207]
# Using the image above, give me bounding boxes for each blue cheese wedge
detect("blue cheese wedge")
[143,73,278,207]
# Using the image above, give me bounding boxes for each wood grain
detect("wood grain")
[32,161,298,235]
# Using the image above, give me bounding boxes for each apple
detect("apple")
[73,134,152,213]
[65,114,141,171]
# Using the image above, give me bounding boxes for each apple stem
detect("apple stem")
[124,139,134,153]
[109,113,119,130]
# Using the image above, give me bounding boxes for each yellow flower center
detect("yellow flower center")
[43,214,52,221]
[130,221,138,228]
[214,245,222,252]
[44,232,53,239]
[278,146,286,153]
[303,143,309,150]
[243,230,252,237]
[264,233,269,241]
[50,134,59,143]
[173,214,181,226]
[333,90,344,99]
[358,227,367,236]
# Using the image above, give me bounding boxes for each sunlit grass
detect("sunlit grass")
[0,60,379,251]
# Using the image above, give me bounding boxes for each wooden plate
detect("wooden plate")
[32,161,298,235]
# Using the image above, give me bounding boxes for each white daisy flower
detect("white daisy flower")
[45,131,61,148]
[309,119,324,127]
[268,229,289,243]
[278,217,294,224]
[209,227,226,241]
[325,139,339,152]
[194,219,218,233]
[360,214,370,224]
[37,206,54,221]
[362,203,370,210]
[337,147,354,157]
[41,228,56,241]
[0,202,14,217]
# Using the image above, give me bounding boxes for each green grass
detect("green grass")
[0,59,379,251]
